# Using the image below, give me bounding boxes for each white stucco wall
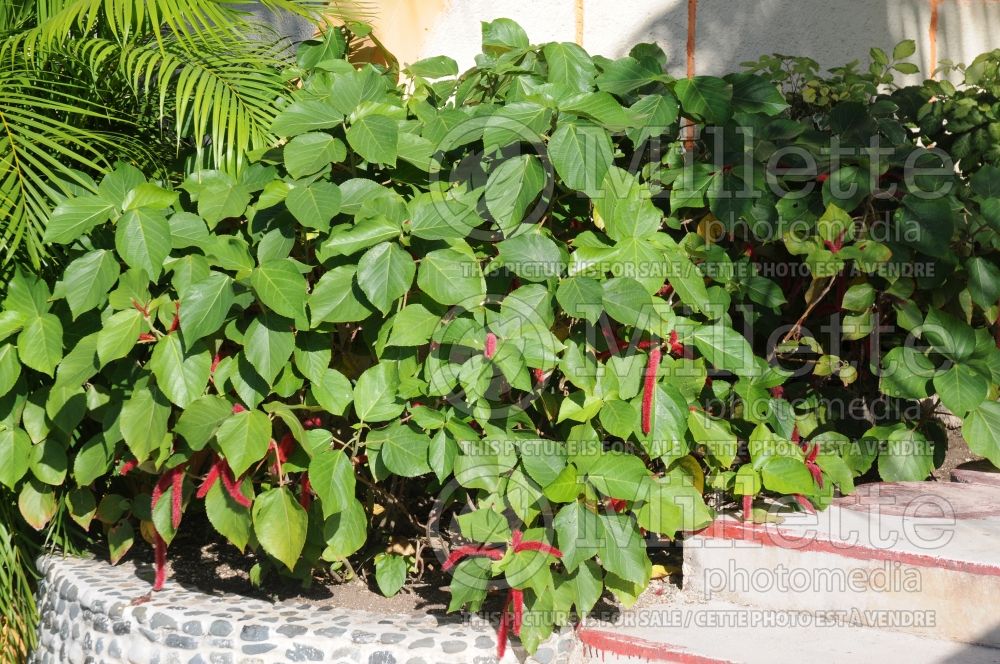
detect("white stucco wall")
[362,0,1000,80]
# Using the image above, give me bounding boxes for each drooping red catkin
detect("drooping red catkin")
[742,495,753,522]
[608,498,627,513]
[170,465,184,529]
[441,545,503,571]
[153,533,167,591]
[805,443,823,488]
[641,346,661,435]
[231,403,246,414]
[484,332,497,359]
[219,463,252,508]
[299,475,313,509]
[118,458,138,476]
[196,463,221,499]
[510,588,524,635]
[496,599,510,659]
[168,301,180,333]
[668,330,684,356]
[793,494,815,514]
[150,472,171,511]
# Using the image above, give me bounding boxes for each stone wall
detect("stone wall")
[31,555,578,664]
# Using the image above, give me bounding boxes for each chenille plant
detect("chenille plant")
[2,20,1000,659]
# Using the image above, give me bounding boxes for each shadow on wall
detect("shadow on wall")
[620,0,984,78]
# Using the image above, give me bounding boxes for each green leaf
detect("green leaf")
[243,313,295,385]
[44,195,115,244]
[205,479,252,551]
[309,266,374,325]
[309,448,356,518]
[640,385,689,462]
[283,133,346,179]
[966,257,1000,309]
[726,73,788,116]
[880,346,935,399]
[374,424,432,477]
[346,114,398,165]
[922,308,976,361]
[688,410,738,467]
[497,233,563,282]
[216,410,271,478]
[149,334,212,408]
[693,325,757,376]
[323,499,367,560]
[120,385,170,462]
[375,553,409,597]
[458,508,511,543]
[964,401,1000,467]
[252,487,308,571]
[417,247,486,306]
[934,364,988,416]
[506,439,558,489]
[561,92,634,131]
[174,395,233,451]
[598,513,649,585]
[879,428,934,482]
[114,208,171,279]
[0,344,20,397]
[556,276,604,323]
[407,55,459,78]
[311,369,354,416]
[897,195,954,258]
[387,304,441,347]
[601,277,652,328]
[356,242,416,314]
[18,314,63,376]
[62,250,120,319]
[761,456,814,494]
[482,18,529,55]
[286,182,342,231]
[597,56,662,95]
[548,123,614,198]
[197,178,250,226]
[179,272,235,345]
[353,363,403,422]
[543,42,597,91]
[553,501,601,572]
[19,479,58,531]
[485,155,546,234]
[674,76,732,124]
[587,452,649,500]
[271,99,344,137]
[0,427,31,489]
[251,260,308,323]
[893,39,917,59]
[97,309,143,365]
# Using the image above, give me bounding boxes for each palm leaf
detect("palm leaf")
[0,68,147,267]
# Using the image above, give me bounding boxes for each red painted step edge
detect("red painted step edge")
[693,519,1000,577]
[578,628,734,664]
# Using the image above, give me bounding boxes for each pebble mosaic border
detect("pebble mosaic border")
[30,555,582,664]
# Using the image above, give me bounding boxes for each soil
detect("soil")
[932,426,982,482]
[113,511,452,616]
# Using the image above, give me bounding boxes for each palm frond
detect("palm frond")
[0,68,148,267]
[0,495,40,664]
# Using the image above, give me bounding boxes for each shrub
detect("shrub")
[3,20,1000,656]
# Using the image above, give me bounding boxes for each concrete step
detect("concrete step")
[951,460,1000,487]
[577,597,1000,664]
[682,482,1000,647]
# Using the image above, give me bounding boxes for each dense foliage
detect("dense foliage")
[4,20,1000,657]
[0,0,367,269]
